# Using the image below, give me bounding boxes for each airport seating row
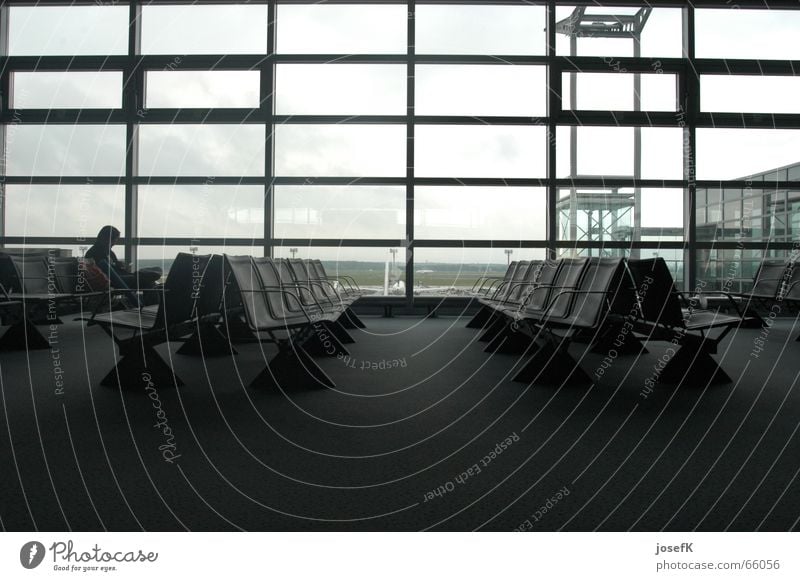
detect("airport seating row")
[4,249,794,390]
[0,253,106,349]
[466,257,744,386]
[82,254,365,390]
[712,258,800,336]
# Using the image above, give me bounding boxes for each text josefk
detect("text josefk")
[655,542,693,556]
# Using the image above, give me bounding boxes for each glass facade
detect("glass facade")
[2,1,799,300]
[697,164,800,292]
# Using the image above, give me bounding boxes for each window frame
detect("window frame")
[3,1,800,306]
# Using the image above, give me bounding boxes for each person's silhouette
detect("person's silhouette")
[85,226,160,308]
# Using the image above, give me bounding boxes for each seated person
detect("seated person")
[85,226,161,308]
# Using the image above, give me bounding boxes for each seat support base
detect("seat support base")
[250,345,335,389]
[101,344,184,390]
[177,323,238,357]
[658,343,732,385]
[0,319,50,351]
[513,340,592,386]
[340,308,366,329]
[466,306,494,329]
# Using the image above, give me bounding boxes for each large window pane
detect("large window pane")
[12,71,122,109]
[274,186,405,240]
[416,126,546,179]
[555,7,683,58]
[641,189,685,233]
[562,72,677,111]
[696,129,800,181]
[138,185,264,238]
[696,9,800,60]
[557,188,684,242]
[557,126,683,180]
[414,248,547,296]
[275,246,406,297]
[416,65,546,117]
[141,4,268,55]
[145,71,261,109]
[276,5,407,54]
[4,185,124,238]
[415,5,546,55]
[274,125,406,177]
[701,75,800,114]
[414,187,546,240]
[8,5,129,56]
[138,125,265,177]
[5,125,126,176]
[275,65,405,115]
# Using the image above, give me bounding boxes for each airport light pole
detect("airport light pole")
[389,248,398,278]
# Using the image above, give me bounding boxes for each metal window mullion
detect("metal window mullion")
[406,1,415,309]
[684,3,698,293]
[124,0,141,264]
[0,2,9,244]
[568,31,578,253]
[264,1,276,259]
[546,1,557,259]
[632,32,642,259]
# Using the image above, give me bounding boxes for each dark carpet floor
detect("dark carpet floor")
[1,314,799,531]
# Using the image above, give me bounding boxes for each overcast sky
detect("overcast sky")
[5,4,800,266]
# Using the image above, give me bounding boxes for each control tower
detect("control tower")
[555,7,653,255]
